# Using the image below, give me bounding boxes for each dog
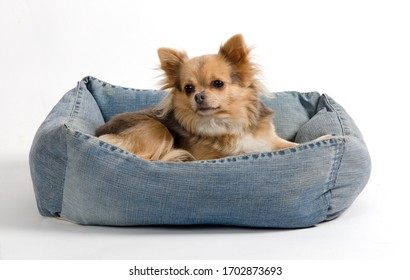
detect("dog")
[96,34,299,161]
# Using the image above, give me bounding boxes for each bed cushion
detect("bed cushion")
[29,76,371,228]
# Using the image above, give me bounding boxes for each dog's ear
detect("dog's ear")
[158,48,188,90]
[219,34,249,65]
[219,34,255,86]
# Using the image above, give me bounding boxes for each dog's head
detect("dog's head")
[158,34,264,136]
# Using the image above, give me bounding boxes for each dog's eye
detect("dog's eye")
[212,80,224,89]
[184,84,195,94]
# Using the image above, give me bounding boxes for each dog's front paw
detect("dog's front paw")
[314,134,333,141]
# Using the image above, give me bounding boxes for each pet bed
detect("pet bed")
[29,76,371,228]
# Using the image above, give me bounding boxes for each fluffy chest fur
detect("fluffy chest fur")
[163,108,278,160]
[233,130,276,154]
[183,130,277,160]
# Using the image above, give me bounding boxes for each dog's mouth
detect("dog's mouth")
[196,106,221,115]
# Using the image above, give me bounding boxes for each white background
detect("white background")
[1,0,409,262]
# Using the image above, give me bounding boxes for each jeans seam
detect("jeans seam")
[323,94,348,217]
[61,79,86,217]
[322,94,349,137]
[66,79,84,129]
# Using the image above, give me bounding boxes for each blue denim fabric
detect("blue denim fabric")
[29,76,371,228]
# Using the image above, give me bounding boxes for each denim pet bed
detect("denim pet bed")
[29,76,371,228]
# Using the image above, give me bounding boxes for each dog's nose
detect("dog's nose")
[195,92,206,104]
